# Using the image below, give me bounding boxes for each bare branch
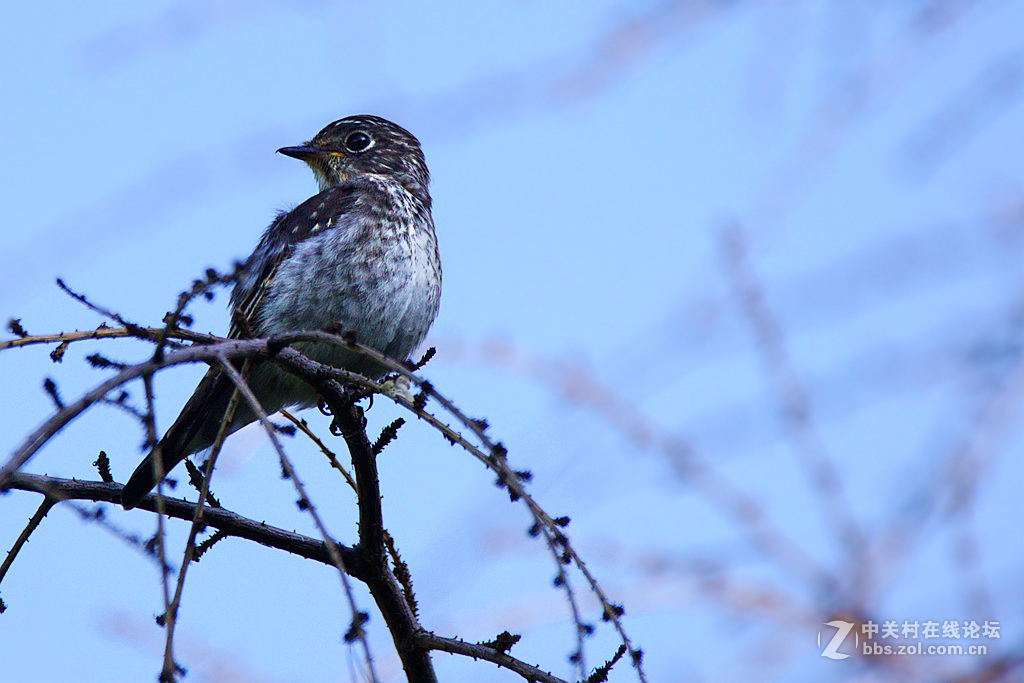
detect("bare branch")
[2,472,367,575]
[159,357,245,683]
[0,497,56,611]
[2,324,646,680]
[278,408,357,493]
[216,358,381,682]
[415,632,568,683]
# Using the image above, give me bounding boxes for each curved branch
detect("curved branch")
[1,326,646,680]
[414,632,568,683]
[2,472,370,580]
[0,497,56,604]
[0,335,375,488]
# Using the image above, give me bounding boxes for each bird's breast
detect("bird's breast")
[258,210,440,367]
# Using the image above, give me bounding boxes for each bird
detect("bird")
[121,115,441,510]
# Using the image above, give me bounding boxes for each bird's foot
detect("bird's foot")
[378,374,414,403]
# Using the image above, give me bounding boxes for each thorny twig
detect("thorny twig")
[215,359,380,682]
[3,471,584,680]
[1,315,646,681]
[0,498,56,612]
[279,408,357,493]
[276,334,649,681]
[2,472,366,571]
[158,358,245,682]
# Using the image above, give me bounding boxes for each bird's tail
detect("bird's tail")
[120,368,235,509]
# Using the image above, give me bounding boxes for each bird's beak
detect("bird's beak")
[277,144,324,160]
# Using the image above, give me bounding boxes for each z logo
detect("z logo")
[819,620,857,660]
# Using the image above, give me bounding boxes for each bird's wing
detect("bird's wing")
[120,185,366,509]
[228,185,361,338]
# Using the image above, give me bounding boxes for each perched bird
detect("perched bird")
[121,115,441,510]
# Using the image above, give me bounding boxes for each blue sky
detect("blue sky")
[2,2,1024,681]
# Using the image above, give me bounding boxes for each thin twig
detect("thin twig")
[56,278,140,329]
[273,342,646,681]
[142,372,176,680]
[0,325,217,352]
[160,357,245,683]
[0,335,377,487]
[2,325,645,680]
[278,408,357,493]
[0,498,56,606]
[416,631,569,683]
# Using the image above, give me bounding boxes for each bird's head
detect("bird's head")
[278,115,429,199]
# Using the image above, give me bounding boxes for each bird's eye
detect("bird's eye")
[345,132,372,153]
